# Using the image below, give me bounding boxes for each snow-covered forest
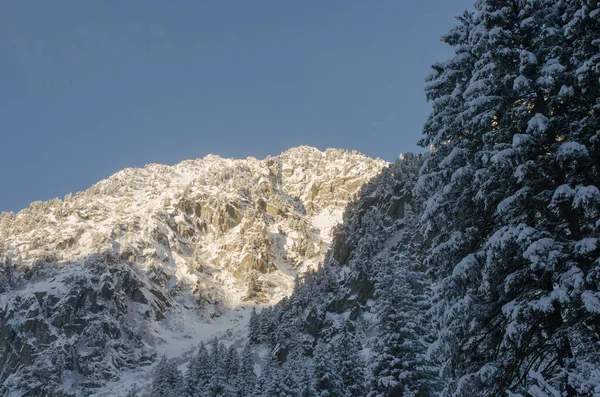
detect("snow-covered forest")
[2,0,600,395]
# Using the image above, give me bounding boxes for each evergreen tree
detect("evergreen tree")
[313,345,344,397]
[237,344,257,397]
[207,339,228,397]
[333,325,366,397]
[150,356,183,397]
[222,345,240,396]
[248,307,260,344]
[259,307,276,344]
[184,342,211,397]
[224,345,240,379]
[369,255,439,397]
[296,366,317,397]
[227,2,600,396]
[126,383,140,397]
[125,383,139,397]
[420,0,600,394]
[251,372,267,397]
[260,357,295,397]
[245,270,262,300]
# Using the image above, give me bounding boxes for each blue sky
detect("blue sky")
[0,0,473,212]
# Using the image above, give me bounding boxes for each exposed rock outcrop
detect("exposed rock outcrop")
[0,146,386,395]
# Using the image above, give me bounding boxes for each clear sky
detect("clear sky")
[1,0,473,213]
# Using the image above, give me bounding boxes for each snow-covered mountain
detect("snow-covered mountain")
[4,0,600,395]
[0,146,386,395]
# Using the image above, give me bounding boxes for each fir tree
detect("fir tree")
[207,339,228,397]
[261,357,295,397]
[313,345,344,397]
[369,255,439,397]
[150,356,183,397]
[259,307,276,344]
[248,307,260,344]
[296,366,316,397]
[184,342,211,397]
[420,0,600,394]
[237,344,257,397]
[224,345,240,379]
[333,324,366,397]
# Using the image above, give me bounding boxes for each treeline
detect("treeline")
[146,330,366,397]
[145,339,255,397]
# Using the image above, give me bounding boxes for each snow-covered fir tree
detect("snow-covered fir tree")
[419,0,600,394]
[332,324,366,397]
[237,344,257,396]
[313,344,344,397]
[183,342,211,396]
[369,254,438,397]
[150,356,183,397]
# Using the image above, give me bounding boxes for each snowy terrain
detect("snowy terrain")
[0,146,386,395]
[95,304,256,396]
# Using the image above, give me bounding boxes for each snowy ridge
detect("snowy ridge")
[0,146,386,395]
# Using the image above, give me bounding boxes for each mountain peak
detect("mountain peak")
[0,146,387,395]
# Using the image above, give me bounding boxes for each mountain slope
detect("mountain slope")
[247,153,431,396]
[0,146,386,395]
[244,0,600,395]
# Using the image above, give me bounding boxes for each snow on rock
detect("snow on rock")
[0,146,387,395]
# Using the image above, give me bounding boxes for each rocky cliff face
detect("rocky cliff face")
[250,153,425,353]
[0,146,386,395]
